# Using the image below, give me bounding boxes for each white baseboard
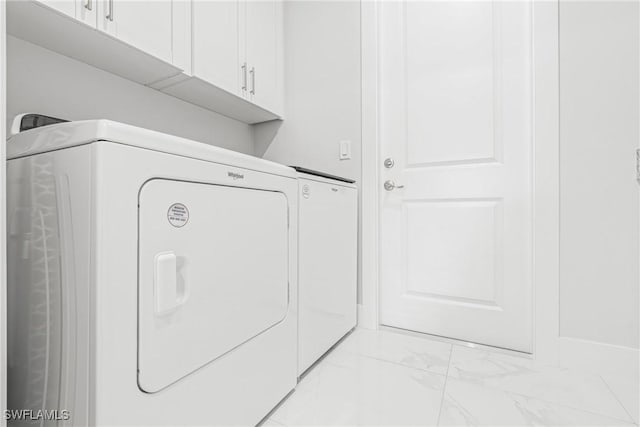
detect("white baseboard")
[558,336,639,379]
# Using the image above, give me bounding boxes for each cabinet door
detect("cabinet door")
[38,0,76,18]
[192,0,240,95]
[245,0,282,113]
[99,0,173,64]
[37,0,96,26]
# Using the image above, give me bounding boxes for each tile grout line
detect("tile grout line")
[436,345,454,426]
[291,330,636,426]
[329,351,450,378]
[598,374,638,425]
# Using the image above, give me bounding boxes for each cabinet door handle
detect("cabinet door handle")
[84,0,92,11]
[250,67,255,95]
[241,63,247,92]
[106,0,114,21]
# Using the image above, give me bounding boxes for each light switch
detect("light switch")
[339,140,352,160]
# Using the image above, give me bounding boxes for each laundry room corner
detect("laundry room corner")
[256,0,364,318]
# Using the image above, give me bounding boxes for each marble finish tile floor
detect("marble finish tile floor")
[266,328,638,426]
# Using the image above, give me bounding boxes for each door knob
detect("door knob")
[384,158,395,168]
[384,180,404,191]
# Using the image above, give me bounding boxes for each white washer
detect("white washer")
[294,168,358,375]
[6,120,298,426]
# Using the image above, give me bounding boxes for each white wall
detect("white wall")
[258,1,361,182]
[6,36,255,155]
[257,0,362,304]
[559,1,639,349]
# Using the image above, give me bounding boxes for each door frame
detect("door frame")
[359,0,560,360]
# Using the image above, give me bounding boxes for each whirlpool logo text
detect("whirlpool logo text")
[228,171,245,180]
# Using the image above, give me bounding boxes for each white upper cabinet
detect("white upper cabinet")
[190,0,284,115]
[39,0,96,26]
[38,0,76,18]
[192,1,240,95]
[99,0,173,64]
[36,0,174,63]
[245,0,282,113]
[8,0,283,123]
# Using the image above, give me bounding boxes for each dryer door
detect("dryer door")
[137,179,289,393]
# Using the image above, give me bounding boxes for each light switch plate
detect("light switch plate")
[339,140,352,160]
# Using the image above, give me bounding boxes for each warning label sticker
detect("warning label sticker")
[167,203,189,228]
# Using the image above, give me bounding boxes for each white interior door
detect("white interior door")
[378,1,534,352]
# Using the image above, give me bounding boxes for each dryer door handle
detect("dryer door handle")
[154,252,188,315]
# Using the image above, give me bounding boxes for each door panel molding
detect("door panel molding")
[402,198,505,309]
[403,1,504,167]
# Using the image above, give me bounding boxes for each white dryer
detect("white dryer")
[6,120,298,426]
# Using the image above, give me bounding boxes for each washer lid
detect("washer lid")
[7,119,295,178]
[291,166,356,184]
